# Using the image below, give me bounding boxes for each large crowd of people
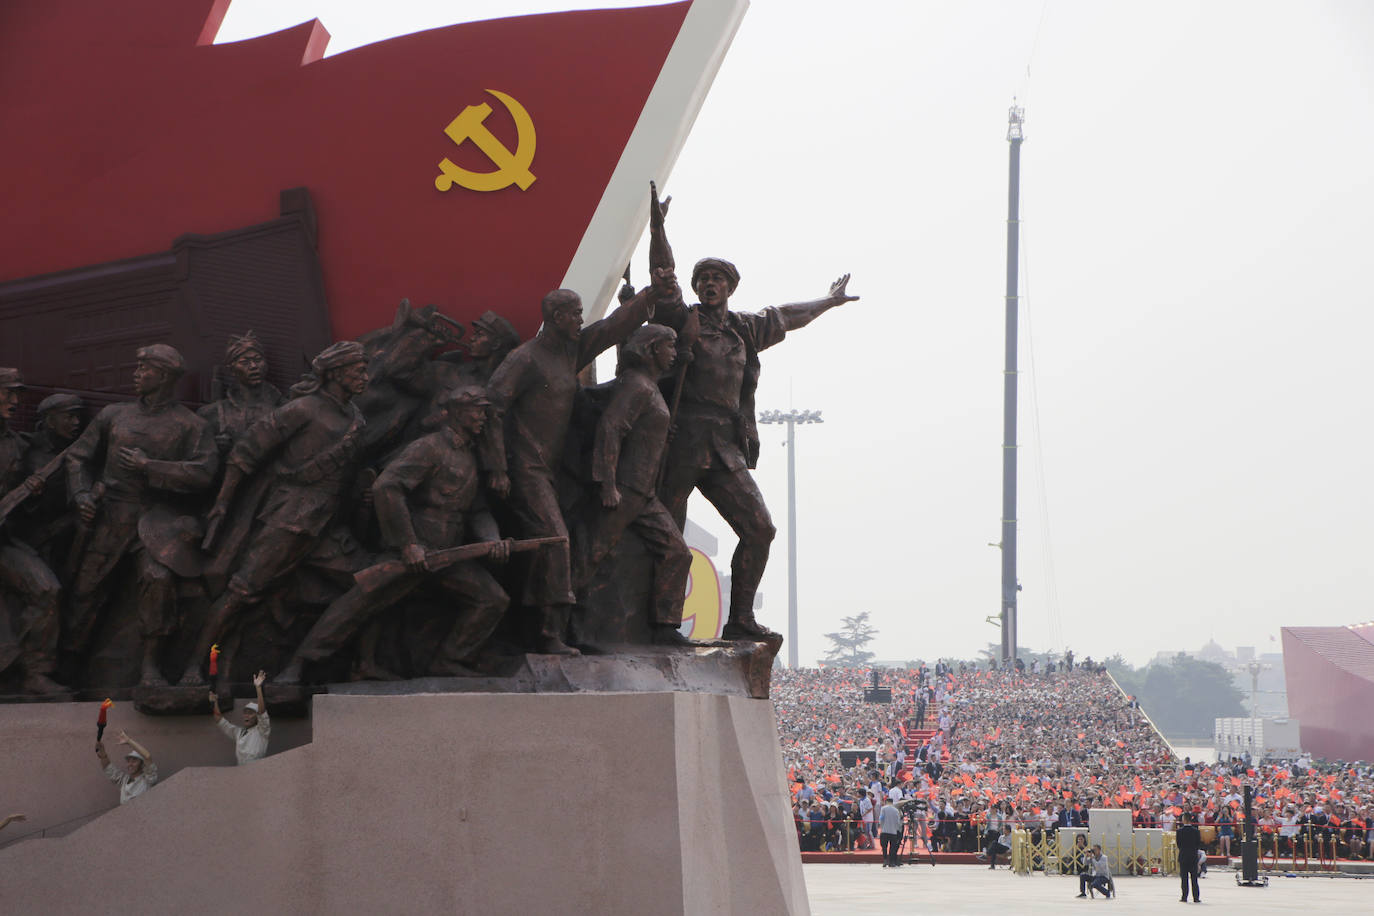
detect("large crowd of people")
[774,659,1374,862]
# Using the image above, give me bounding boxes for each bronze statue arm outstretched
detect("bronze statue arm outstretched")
[771,274,860,332]
[574,283,659,371]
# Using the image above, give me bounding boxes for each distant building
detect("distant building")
[1214,716,1301,762]
[1282,623,1374,761]
[1148,642,1288,718]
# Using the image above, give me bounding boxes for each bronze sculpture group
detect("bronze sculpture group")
[0,187,858,700]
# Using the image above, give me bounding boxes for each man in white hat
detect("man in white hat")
[210,669,270,765]
[95,729,157,804]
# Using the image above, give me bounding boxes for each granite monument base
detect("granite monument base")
[0,691,809,916]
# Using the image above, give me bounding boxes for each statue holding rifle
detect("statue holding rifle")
[275,386,534,684]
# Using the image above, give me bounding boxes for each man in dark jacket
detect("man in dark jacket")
[1175,810,1203,902]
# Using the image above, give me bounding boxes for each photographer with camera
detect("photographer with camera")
[1076,843,1113,898]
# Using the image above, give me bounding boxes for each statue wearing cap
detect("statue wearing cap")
[63,345,219,687]
[574,324,693,645]
[275,384,510,684]
[0,369,66,694]
[437,310,520,385]
[198,331,282,458]
[180,340,372,688]
[20,392,85,569]
[425,309,519,476]
[647,203,859,641]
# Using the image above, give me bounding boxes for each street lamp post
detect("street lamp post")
[758,408,823,669]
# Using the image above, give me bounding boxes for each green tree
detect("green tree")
[822,612,878,667]
[1109,653,1244,740]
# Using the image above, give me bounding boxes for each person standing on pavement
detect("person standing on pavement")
[1175,810,1202,903]
[878,795,904,868]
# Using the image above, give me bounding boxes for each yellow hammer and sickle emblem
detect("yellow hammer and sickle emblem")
[435,89,537,193]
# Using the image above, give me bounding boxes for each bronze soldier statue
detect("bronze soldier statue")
[0,370,65,694]
[199,332,284,592]
[575,324,693,645]
[353,300,464,461]
[439,310,520,389]
[421,309,518,472]
[486,273,668,655]
[653,258,858,640]
[63,346,219,686]
[180,341,371,687]
[199,331,282,458]
[22,393,84,569]
[274,386,510,684]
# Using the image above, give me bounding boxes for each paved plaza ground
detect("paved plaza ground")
[804,863,1373,914]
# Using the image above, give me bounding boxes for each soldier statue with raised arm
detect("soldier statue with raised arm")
[652,237,858,640]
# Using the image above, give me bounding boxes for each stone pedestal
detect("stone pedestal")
[0,692,809,915]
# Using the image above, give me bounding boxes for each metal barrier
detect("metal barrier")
[793,816,1001,855]
[1257,830,1343,872]
[1010,829,1176,876]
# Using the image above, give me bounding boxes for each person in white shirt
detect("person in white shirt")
[211,669,271,765]
[1279,807,1300,855]
[96,730,158,805]
[859,790,875,841]
[1076,845,1113,898]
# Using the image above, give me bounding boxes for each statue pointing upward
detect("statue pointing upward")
[650,189,858,641]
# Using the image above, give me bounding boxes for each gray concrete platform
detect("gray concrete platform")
[804,864,1374,914]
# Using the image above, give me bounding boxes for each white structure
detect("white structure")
[1215,716,1302,761]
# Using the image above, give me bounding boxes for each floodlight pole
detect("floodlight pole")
[759,408,823,669]
[1001,103,1025,667]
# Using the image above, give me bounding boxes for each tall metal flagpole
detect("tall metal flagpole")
[1001,103,1024,666]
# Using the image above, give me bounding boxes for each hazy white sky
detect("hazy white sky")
[218,1,1374,668]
